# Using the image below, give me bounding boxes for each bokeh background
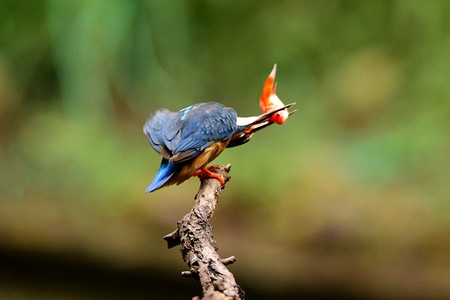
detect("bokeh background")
[1,1,449,299]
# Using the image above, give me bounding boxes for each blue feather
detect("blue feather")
[145,159,178,193]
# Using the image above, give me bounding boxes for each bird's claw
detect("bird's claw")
[195,165,226,185]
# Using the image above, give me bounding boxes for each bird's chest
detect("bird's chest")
[193,141,228,170]
[176,140,228,181]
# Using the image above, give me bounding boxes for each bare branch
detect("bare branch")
[164,164,245,300]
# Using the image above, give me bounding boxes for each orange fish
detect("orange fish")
[259,64,289,124]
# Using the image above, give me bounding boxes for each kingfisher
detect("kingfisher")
[143,101,295,193]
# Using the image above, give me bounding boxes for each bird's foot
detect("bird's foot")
[195,165,225,185]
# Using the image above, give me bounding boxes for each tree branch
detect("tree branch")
[164,164,245,300]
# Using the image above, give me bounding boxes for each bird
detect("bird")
[143,101,295,193]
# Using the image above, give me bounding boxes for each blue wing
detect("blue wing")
[143,109,175,159]
[144,102,237,163]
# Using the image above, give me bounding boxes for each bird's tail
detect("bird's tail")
[145,159,178,193]
[228,103,296,148]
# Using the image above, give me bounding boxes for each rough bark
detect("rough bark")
[163,164,245,300]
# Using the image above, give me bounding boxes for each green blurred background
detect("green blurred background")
[1,0,449,299]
